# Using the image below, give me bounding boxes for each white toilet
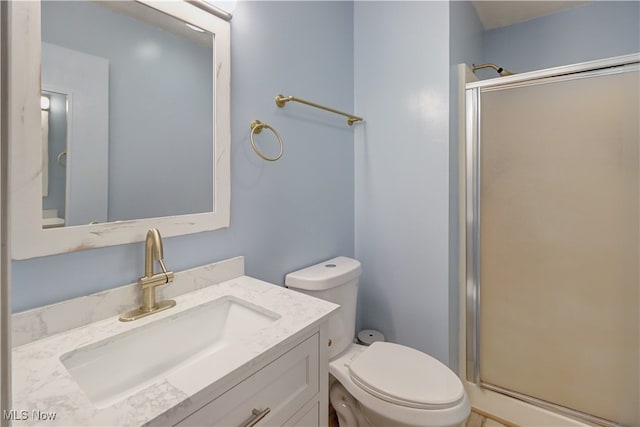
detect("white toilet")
[285,256,470,427]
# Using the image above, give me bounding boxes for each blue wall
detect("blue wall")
[14,0,640,374]
[354,1,451,365]
[484,1,640,73]
[12,1,355,312]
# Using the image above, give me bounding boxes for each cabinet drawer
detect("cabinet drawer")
[176,334,319,427]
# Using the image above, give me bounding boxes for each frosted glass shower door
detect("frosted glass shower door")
[470,67,639,426]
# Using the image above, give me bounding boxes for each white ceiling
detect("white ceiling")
[472,1,592,30]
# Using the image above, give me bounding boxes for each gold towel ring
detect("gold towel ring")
[250,120,283,162]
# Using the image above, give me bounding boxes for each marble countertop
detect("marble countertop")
[11,273,338,426]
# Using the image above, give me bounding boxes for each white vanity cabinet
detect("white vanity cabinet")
[174,332,325,427]
[12,269,338,427]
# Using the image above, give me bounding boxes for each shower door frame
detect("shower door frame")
[462,53,640,426]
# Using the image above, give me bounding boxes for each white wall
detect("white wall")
[354,1,451,365]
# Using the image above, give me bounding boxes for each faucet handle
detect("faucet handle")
[158,259,168,274]
[157,255,174,284]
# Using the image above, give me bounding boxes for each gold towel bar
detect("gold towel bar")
[275,94,363,126]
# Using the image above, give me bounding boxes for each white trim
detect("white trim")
[465,383,590,427]
[187,0,232,21]
[480,62,640,93]
[466,53,640,90]
[9,1,231,259]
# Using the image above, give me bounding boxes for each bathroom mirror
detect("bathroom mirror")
[9,0,230,259]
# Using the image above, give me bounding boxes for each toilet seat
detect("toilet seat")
[348,342,465,410]
[330,343,470,427]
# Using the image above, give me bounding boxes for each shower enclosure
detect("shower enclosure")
[464,54,639,426]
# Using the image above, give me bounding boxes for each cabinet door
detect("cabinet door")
[176,334,319,427]
[283,401,319,427]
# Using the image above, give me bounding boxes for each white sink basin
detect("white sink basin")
[60,296,280,407]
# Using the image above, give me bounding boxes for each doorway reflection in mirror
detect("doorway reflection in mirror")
[41,91,68,229]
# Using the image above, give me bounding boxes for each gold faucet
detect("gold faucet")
[119,228,176,322]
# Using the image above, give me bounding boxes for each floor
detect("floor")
[464,410,511,427]
[328,405,339,427]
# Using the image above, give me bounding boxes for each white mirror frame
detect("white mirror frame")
[9,0,230,260]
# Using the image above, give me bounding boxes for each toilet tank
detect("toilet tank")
[285,256,361,358]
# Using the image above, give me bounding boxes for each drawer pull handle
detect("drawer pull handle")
[240,408,271,427]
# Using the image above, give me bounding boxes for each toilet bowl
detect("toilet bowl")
[285,257,470,427]
[329,343,469,427]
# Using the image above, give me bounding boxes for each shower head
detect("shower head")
[472,63,514,77]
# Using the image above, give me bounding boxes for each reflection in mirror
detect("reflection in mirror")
[41,91,68,229]
[40,0,214,227]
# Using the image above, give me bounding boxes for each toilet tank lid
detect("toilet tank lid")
[285,256,361,291]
